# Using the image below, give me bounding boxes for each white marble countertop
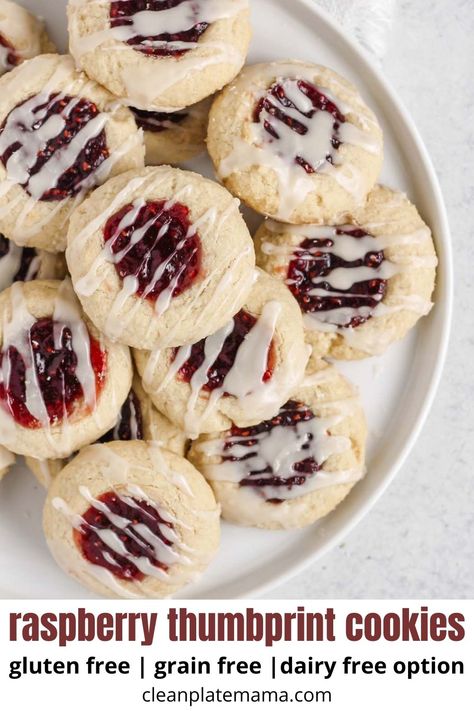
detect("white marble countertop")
[268,0,474,599]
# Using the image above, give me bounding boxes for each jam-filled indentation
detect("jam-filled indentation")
[0,93,109,201]
[174,309,275,394]
[0,33,20,73]
[0,317,107,428]
[223,400,321,501]
[103,200,201,304]
[60,388,144,465]
[110,0,209,58]
[254,79,346,174]
[287,227,387,329]
[75,491,174,581]
[0,234,40,284]
[131,107,189,133]
[99,389,144,442]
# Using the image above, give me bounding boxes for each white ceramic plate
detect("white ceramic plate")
[0,0,452,599]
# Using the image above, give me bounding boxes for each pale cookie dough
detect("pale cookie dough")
[68,0,251,111]
[189,360,367,530]
[27,373,187,488]
[0,279,132,459]
[207,60,383,224]
[0,444,14,480]
[66,166,256,350]
[43,440,221,598]
[131,98,211,166]
[0,0,55,77]
[0,54,144,253]
[134,269,309,438]
[0,233,66,292]
[255,185,438,359]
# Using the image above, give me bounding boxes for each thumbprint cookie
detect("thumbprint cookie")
[0,54,145,253]
[0,279,132,459]
[0,232,66,292]
[0,0,55,77]
[207,60,383,224]
[255,185,438,359]
[68,0,251,111]
[43,440,220,598]
[134,269,309,438]
[189,360,367,529]
[0,443,14,480]
[66,166,256,350]
[26,373,187,488]
[131,97,211,166]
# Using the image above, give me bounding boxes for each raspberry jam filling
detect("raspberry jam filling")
[0,33,20,72]
[99,389,144,442]
[0,93,109,201]
[224,400,321,501]
[254,79,346,174]
[0,234,39,283]
[287,227,387,329]
[175,310,275,393]
[74,491,174,582]
[0,317,107,429]
[104,200,201,303]
[110,0,209,58]
[131,107,188,133]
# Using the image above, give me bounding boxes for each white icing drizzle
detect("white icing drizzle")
[177,301,282,438]
[113,389,140,440]
[69,0,248,110]
[262,221,437,342]
[141,252,310,439]
[134,109,187,132]
[121,41,242,111]
[49,443,212,597]
[0,279,100,454]
[68,172,154,274]
[217,65,381,220]
[71,170,248,345]
[24,255,41,281]
[1,282,49,424]
[147,440,195,498]
[137,104,207,155]
[142,252,257,387]
[0,58,143,243]
[72,0,246,49]
[132,102,207,135]
[54,279,98,410]
[340,296,434,355]
[256,78,377,173]
[0,240,24,290]
[196,395,363,502]
[50,536,144,598]
[0,91,109,200]
[35,458,55,488]
[114,0,244,38]
[0,184,84,246]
